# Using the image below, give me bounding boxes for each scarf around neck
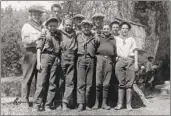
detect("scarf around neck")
[28,19,42,32]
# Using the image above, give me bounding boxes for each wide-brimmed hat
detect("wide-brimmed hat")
[45,17,59,26]
[81,20,93,27]
[120,21,132,29]
[72,14,85,20]
[92,13,105,19]
[28,5,44,13]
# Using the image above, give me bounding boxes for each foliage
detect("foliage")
[1,1,170,77]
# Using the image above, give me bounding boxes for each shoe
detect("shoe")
[45,106,53,112]
[101,104,111,110]
[92,104,99,110]
[86,106,92,110]
[56,105,62,110]
[62,102,69,111]
[77,104,84,112]
[32,104,41,111]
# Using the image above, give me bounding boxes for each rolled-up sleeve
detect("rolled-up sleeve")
[36,36,45,50]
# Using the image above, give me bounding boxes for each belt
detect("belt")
[42,49,60,57]
[78,54,94,58]
[98,54,112,60]
[118,56,134,60]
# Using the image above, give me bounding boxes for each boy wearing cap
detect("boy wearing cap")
[60,18,77,110]
[92,22,117,110]
[111,21,120,37]
[20,6,44,107]
[76,20,100,111]
[92,13,105,37]
[72,14,85,33]
[33,17,62,111]
[114,21,138,110]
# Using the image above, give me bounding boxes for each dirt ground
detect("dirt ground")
[1,93,170,115]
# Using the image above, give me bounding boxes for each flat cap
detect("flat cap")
[110,20,120,25]
[81,20,93,27]
[120,21,132,29]
[45,17,59,26]
[72,14,85,20]
[28,5,44,13]
[92,13,105,19]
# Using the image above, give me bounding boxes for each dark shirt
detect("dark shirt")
[37,29,61,54]
[97,33,117,57]
[61,29,77,52]
[77,32,99,57]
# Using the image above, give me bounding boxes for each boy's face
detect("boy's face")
[82,24,92,35]
[30,12,42,23]
[120,24,130,36]
[52,7,61,19]
[94,17,103,27]
[47,22,58,33]
[103,25,110,36]
[112,23,119,35]
[74,18,83,26]
[64,19,73,32]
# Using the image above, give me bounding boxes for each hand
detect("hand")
[36,63,42,72]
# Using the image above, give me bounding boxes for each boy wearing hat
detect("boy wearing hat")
[114,21,138,110]
[72,14,85,33]
[110,20,120,37]
[92,13,105,36]
[76,20,100,111]
[20,6,44,107]
[43,4,63,30]
[33,17,62,111]
[60,18,77,110]
[92,22,117,110]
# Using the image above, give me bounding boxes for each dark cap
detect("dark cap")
[92,13,105,19]
[72,14,85,20]
[28,5,44,13]
[120,21,132,29]
[81,20,93,27]
[111,20,120,26]
[45,17,59,26]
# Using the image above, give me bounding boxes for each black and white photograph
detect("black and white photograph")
[1,1,170,115]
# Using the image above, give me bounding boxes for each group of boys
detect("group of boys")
[21,4,139,112]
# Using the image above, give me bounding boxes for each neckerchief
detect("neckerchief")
[28,19,42,32]
[61,29,76,38]
[101,33,114,41]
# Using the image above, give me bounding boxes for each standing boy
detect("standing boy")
[33,17,61,111]
[76,20,99,111]
[92,22,117,110]
[72,14,85,33]
[21,6,44,107]
[110,20,120,37]
[114,22,138,110]
[60,19,77,110]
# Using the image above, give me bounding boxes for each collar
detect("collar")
[61,29,76,38]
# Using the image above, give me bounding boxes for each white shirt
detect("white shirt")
[21,23,41,48]
[115,36,137,58]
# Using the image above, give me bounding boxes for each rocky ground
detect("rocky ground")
[1,91,170,115]
[1,77,170,115]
